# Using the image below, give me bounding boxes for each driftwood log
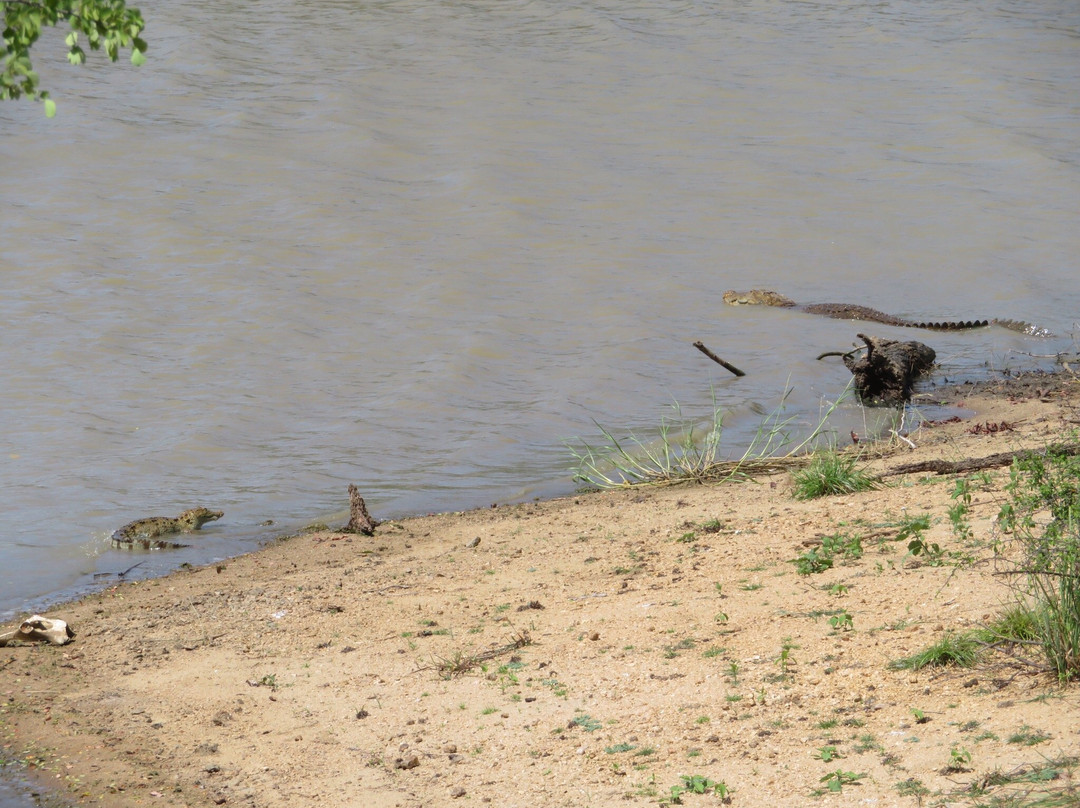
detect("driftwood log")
[882,443,1080,478]
[842,333,936,405]
[344,484,379,535]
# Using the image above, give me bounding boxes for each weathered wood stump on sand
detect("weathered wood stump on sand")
[842,333,936,405]
[345,484,379,535]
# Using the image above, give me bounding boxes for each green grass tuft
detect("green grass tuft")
[888,632,982,671]
[791,451,879,500]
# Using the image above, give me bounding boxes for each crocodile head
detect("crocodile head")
[722,289,797,307]
[177,507,224,531]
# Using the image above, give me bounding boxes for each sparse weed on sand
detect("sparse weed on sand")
[418,631,532,679]
[954,753,1078,807]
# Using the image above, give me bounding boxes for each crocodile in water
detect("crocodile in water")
[722,290,1047,336]
[111,507,223,550]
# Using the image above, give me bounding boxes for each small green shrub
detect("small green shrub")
[894,778,929,802]
[791,532,863,575]
[906,535,944,564]
[726,661,739,684]
[946,746,971,772]
[948,477,975,540]
[814,745,842,762]
[665,774,729,805]
[829,610,854,631]
[570,713,602,732]
[817,770,864,794]
[793,547,834,575]
[895,512,933,542]
[777,637,798,674]
[852,734,882,754]
[823,532,864,560]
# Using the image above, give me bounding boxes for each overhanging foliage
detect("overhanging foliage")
[2,0,146,115]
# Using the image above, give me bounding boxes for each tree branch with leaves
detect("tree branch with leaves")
[2,0,146,116]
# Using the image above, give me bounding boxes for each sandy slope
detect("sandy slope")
[3,371,1080,808]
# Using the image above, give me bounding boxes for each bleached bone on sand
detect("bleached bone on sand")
[0,615,75,647]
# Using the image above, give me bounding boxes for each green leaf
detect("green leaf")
[130,48,146,67]
[44,97,56,117]
[65,32,79,48]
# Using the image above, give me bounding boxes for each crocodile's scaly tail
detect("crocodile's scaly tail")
[911,318,1051,337]
[111,538,192,551]
[911,319,990,331]
[991,318,1052,337]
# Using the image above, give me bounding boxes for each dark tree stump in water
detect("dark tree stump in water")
[842,333,936,405]
[345,484,379,535]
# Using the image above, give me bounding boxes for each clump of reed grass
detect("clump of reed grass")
[568,384,854,489]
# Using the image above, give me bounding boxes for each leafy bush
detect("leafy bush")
[998,447,1080,681]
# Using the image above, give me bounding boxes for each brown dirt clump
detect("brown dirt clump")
[3,371,1080,808]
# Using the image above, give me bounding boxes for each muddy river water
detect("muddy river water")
[1,0,1078,649]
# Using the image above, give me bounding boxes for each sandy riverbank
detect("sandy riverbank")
[3,371,1080,808]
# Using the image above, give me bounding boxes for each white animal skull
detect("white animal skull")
[0,615,75,646]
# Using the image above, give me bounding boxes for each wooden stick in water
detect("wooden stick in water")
[693,341,746,377]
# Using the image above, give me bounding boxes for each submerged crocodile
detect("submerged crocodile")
[722,290,1047,335]
[111,507,223,550]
